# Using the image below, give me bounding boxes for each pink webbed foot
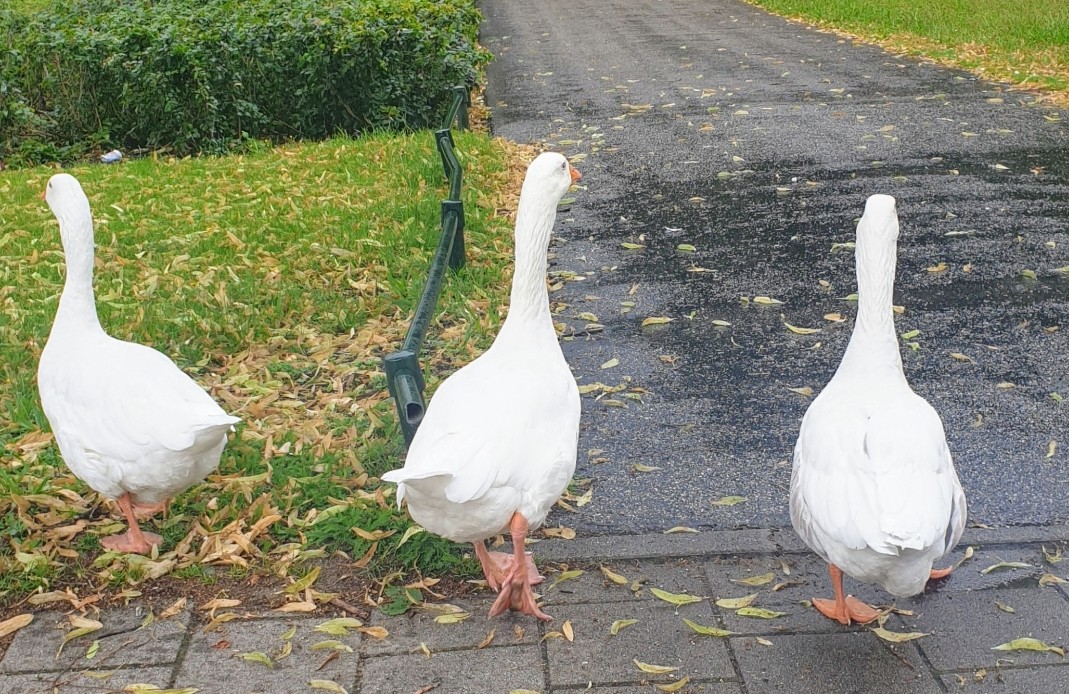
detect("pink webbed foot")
[101,529,163,555]
[131,498,169,520]
[486,514,552,621]
[811,564,881,626]
[928,566,954,580]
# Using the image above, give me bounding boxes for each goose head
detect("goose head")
[44,173,93,237]
[857,194,899,245]
[521,152,581,206]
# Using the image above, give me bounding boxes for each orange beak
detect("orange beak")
[570,166,582,182]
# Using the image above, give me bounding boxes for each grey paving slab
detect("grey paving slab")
[359,644,543,694]
[901,587,1069,671]
[173,617,358,693]
[537,528,779,562]
[560,686,744,694]
[940,665,1069,693]
[544,599,734,687]
[733,632,942,694]
[0,666,173,694]
[543,558,709,606]
[0,607,190,674]
[366,598,536,656]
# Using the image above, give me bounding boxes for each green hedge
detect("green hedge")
[0,0,487,166]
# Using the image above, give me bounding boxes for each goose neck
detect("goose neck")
[53,212,102,334]
[504,190,558,328]
[840,239,903,374]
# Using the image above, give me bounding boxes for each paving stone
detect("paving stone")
[544,558,709,606]
[939,665,1069,693]
[899,587,1069,671]
[173,617,358,693]
[537,529,779,562]
[733,632,942,693]
[554,684,744,693]
[929,545,1047,592]
[0,666,174,694]
[544,600,734,687]
[0,607,190,674]
[366,598,537,656]
[360,644,543,694]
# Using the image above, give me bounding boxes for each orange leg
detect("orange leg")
[928,565,953,580]
[811,564,881,626]
[488,513,551,621]
[474,541,543,592]
[101,492,163,554]
[132,498,168,520]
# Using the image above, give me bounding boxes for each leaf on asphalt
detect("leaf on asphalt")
[282,625,298,640]
[682,618,733,637]
[601,566,629,584]
[550,569,585,589]
[610,619,638,636]
[85,639,99,660]
[477,630,495,649]
[753,296,783,305]
[621,242,646,250]
[949,352,974,363]
[642,316,673,327]
[992,638,1065,656]
[1042,546,1064,564]
[310,640,354,653]
[711,319,732,327]
[663,526,699,534]
[0,614,32,639]
[202,612,238,632]
[715,594,757,609]
[650,587,703,606]
[732,573,774,586]
[655,676,691,692]
[995,601,1015,613]
[927,262,948,273]
[824,313,845,322]
[872,626,928,643]
[980,561,1032,574]
[784,321,820,335]
[736,607,786,619]
[315,618,364,636]
[356,626,388,640]
[123,687,199,694]
[236,651,274,668]
[1039,574,1068,587]
[787,386,814,397]
[58,617,103,658]
[633,659,680,674]
[677,244,697,252]
[1046,441,1057,459]
[711,496,747,506]
[900,329,921,340]
[600,358,619,369]
[434,611,471,625]
[543,525,577,539]
[308,680,349,694]
[756,637,774,646]
[1022,269,1038,280]
[562,620,574,642]
[632,463,662,473]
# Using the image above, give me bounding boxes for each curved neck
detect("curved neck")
[839,237,903,376]
[499,189,558,337]
[53,212,102,334]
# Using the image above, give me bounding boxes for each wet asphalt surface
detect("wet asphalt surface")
[479,0,1069,535]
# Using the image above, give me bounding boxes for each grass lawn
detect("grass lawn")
[746,0,1069,103]
[0,131,526,600]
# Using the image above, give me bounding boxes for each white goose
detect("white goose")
[38,173,240,555]
[382,152,582,621]
[790,194,967,625]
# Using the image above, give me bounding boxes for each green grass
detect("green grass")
[747,0,1069,99]
[0,131,517,598]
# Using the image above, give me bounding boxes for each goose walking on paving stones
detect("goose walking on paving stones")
[790,194,967,625]
[382,152,582,621]
[38,173,240,555]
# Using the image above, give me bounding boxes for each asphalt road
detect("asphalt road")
[479,0,1069,535]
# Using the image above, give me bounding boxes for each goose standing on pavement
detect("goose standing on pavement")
[382,152,582,621]
[790,194,967,624]
[38,174,240,554]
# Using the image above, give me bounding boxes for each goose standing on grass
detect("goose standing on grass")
[38,173,240,555]
[382,152,582,621]
[790,194,967,625]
